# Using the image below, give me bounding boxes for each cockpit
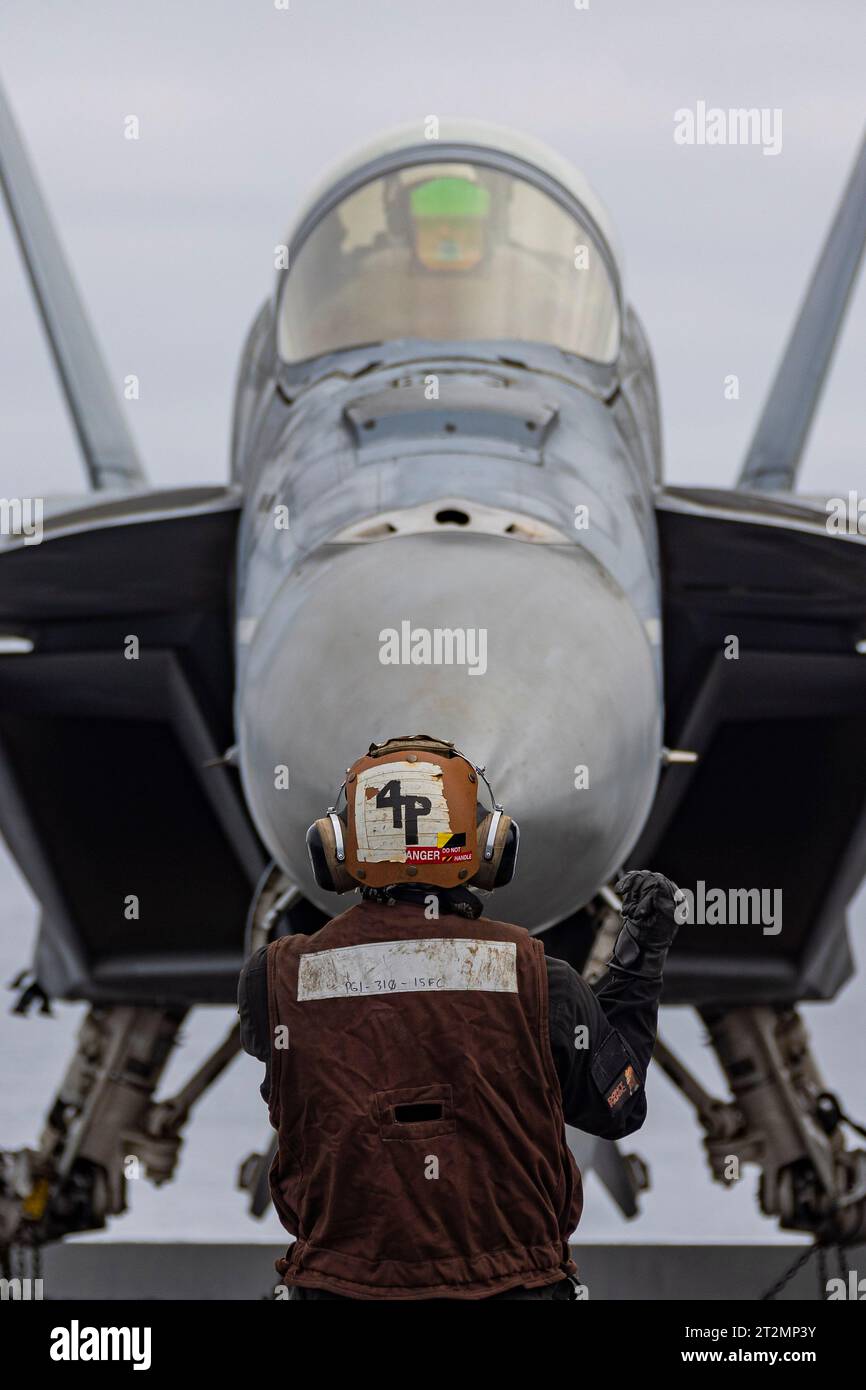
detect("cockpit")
[277,157,620,366]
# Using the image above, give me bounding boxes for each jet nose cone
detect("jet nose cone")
[238,532,661,931]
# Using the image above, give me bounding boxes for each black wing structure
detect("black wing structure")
[0,494,265,1004]
[640,488,866,1005]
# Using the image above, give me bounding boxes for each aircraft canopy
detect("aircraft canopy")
[277,159,620,365]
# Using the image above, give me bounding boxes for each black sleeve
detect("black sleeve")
[545,954,659,1139]
[237,944,272,1104]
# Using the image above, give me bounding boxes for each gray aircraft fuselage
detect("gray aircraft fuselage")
[230,126,665,930]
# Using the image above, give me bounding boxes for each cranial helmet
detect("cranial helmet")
[306,734,519,894]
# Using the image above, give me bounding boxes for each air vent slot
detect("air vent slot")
[344,379,556,463]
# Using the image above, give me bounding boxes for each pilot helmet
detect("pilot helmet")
[384,167,503,273]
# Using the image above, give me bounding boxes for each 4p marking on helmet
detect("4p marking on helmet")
[355,762,451,861]
[355,764,474,865]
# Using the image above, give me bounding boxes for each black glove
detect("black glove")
[609,869,684,980]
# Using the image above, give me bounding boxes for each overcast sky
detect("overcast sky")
[0,0,864,1249]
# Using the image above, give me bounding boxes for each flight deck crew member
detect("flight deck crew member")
[238,734,682,1301]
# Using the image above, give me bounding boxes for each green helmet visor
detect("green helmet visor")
[409,177,491,220]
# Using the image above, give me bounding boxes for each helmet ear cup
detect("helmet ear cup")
[306,815,355,894]
[472,813,519,890]
[495,817,520,888]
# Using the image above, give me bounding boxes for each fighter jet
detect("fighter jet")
[1,85,866,1261]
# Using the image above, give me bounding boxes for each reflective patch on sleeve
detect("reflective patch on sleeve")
[297,938,517,1001]
[604,1064,641,1112]
[591,1030,642,1111]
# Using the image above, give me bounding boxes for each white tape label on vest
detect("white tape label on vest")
[297,938,518,1001]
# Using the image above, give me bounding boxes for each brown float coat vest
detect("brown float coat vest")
[267,897,582,1299]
